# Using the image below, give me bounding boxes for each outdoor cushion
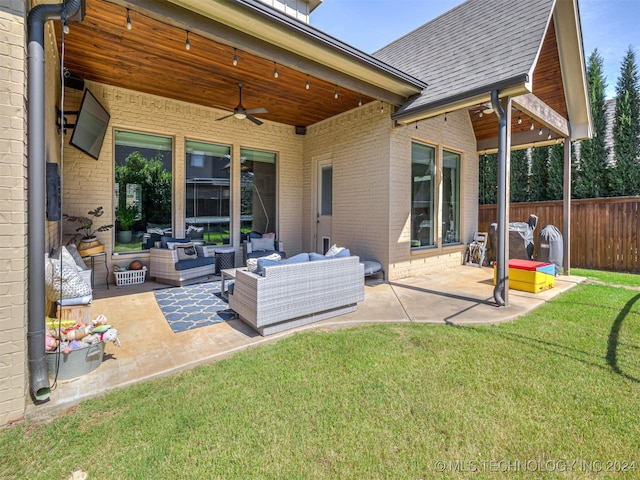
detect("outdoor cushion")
[334,248,351,258]
[257,252,309,275]
[361,260,383,276]
[309,252,327,261]
[248,231,262,239]
[251,237,275,252]
[161,236,190,249]
[174,257,215,271]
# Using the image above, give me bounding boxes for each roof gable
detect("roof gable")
[374,0,555,120]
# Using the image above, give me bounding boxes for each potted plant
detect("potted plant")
[115,204,139,244]
[64,206,114,256]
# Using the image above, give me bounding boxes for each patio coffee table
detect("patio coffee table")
[220,267,246,301]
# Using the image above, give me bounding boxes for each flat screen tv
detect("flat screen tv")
[69,89,110,160]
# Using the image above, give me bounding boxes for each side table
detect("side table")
[85,252,109,289]
[220,267,244,301]
[214,247,236,274]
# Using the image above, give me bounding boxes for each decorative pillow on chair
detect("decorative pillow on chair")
[251,237,275,252]
[175,242,198,260]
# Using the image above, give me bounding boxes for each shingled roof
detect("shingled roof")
[374,0,555,121]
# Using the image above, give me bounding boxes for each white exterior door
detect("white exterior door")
[316,159,333,253]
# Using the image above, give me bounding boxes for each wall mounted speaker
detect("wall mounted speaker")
[295,126,306,135]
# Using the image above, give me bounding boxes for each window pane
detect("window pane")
[240,148,277,236]
[114,131,172,252]
[185,141,232,245]
[411,142,435,248]
[321,166,332,216]
[443,150,461,244]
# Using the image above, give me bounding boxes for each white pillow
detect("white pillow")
[251,237,275,252]
[246,253,281,272]
[175,242,198,260]
[325,245,345,257]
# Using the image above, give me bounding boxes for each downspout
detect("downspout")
[27,0,83,402]
[491,90,507,306]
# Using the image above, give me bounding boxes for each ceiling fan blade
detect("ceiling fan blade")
[247,115,263,126]
[245,107,268,115]
[216,113,234,121]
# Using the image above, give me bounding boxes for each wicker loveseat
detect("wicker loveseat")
[228,254,364,336]
[149,237,216,286]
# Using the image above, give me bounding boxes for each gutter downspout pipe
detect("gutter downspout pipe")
[491,90,507,306]
[27,0,82,403]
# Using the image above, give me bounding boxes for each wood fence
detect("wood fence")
[478,196,640,273]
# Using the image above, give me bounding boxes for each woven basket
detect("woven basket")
[78,239,104,257]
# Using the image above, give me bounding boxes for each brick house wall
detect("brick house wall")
[303,105,478,280]
[0,1,27,427]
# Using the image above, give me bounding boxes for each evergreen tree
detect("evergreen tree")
[579,49,610,198]
[479,153,497,204]
[529,146,549,201]
[547,144,565,200]
[571,143,587,199]
[611,47,640,196]
[510,149,529,202]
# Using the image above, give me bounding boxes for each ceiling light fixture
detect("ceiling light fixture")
[547,130,552,140]
[185,31,190,51]
[334,86,339,99]
[305,75,310,90]
[273,62,279,79]
[358,96,362,107]
[126,8,132,30]
[539,128,543,136]
[233,48,238,66]
[62,19,70,34]
[479,111,484,118]
[517,115,522,124]
[381,103,384,113]
[530,123,534,131]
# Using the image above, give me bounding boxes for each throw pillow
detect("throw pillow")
[51,246,85,272]
[251,237,275,252]
[246,252,281,273]
[65,244,89,271]
[325,245,345,257]
[175,242,198,260]
[262,232,276,239]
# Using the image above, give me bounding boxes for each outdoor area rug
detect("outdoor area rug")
[154,281,236,333]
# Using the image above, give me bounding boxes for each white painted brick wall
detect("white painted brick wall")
[0,1,27,427]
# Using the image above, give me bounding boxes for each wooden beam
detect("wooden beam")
[477,130,562,152]
[563,135,572,275]
[512,93,569,137]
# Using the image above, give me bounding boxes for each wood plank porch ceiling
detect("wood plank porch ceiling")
[56,0,376,127]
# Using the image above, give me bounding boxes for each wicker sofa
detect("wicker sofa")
[228,254,364,336]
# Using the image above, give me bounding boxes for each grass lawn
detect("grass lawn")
[1,272,639,479]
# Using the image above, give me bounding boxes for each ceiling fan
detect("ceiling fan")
[216,82,268,125]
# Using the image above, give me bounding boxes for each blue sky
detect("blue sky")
[310,0,640,99]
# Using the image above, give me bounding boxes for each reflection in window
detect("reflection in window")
[114,131,172,252]
[240,148,276,237]
[443,150,461,244]
[411,142,435,248]
[185,141,232,245]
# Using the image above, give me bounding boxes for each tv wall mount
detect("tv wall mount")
[56,107,77,134]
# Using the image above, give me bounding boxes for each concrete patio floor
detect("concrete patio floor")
[26,265,585,423]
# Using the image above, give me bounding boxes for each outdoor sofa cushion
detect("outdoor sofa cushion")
[256,252,309,275]
[174,256,215,271]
